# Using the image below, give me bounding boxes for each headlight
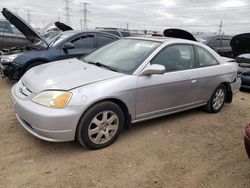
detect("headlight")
[0,54,20,63]
[32,91,72,108]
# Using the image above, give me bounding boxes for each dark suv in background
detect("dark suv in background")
[95,27,131,37]
[196,34,233,57]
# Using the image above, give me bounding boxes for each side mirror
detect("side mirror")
[140,64,165,76]
[63,42,75,50]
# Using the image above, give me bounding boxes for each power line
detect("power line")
[63,0,71,25]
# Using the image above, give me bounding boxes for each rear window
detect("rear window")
[100,30,120,37]
[221,39,231,47]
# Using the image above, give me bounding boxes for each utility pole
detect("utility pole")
[63,0,71,25]
[218,20,223,35]
[80,19,83,30]
[27,10,31,24]
[82,2,90,29]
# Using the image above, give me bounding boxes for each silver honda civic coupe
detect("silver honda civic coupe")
[11,37,241,149]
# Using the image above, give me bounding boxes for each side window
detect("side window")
[151,45,195,71]
[0,21,11,33]
[71,35,94,49]
[210,38,221,47]
[121,31,131,37]
[221,39,231,47]
[197,46,219,67]
[97,35,116,47]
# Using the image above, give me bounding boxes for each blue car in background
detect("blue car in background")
[0,8,120,80]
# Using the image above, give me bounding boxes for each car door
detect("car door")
[221,37,232,57]
[60,34,96,59]
[209,37,222,54]
[136,44,201,120]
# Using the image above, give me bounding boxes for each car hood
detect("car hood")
[230,33,250,57]
[163,28,197,41]
[1,8,48,47]
[21,58,124,93]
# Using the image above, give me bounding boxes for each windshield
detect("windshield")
[82,39,161,73]
[48,32,74,47]
[33,32,73,48]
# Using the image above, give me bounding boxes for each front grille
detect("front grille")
[23,119,33,129]
[19,82,32,96]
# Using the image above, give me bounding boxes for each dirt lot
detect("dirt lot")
[0,78,250,188]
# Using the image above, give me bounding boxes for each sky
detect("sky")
[0,0,249,35]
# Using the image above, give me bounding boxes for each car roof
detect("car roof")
[196,34,232,38]
[62,29,120,38]
[125,36,197,44]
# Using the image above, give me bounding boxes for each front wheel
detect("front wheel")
[76,101,124,150]
[204,85,226,113]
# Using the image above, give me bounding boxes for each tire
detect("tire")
[76,101,124,150]
[204,84,227,113]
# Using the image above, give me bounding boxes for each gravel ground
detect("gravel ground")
[0,78,250,188]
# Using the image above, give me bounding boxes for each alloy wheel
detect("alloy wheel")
[88,110,119,144]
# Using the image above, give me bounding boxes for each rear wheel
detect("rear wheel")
[205,85,226,113]
[76,101,124,150]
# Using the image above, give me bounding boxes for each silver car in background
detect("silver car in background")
[11,37,241,149]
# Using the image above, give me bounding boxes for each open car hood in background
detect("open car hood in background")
[39,21,73,37]
[54,22,73,31]
[230,33,250,57]
[163,29,197,41]
[1,8,48,46]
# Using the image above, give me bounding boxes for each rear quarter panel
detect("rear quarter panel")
[196,62,238,102]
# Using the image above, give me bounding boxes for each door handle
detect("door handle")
[190,76,197,83]
[191,79,197,83]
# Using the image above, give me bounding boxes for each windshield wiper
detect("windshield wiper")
[84,60,119,72]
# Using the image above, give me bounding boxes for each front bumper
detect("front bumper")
[11,83,83,142]
[230,76,241,93]
[244,124,250,158]
[241,75,250,89]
